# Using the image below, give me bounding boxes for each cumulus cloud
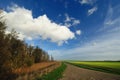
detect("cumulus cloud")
[79,0,96,5]
[76,30,81,35]
[1,5,75,45]
[88,6,97,16]
[64,13,80,27]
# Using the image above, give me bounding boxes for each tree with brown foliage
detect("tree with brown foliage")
[0,12,52,80]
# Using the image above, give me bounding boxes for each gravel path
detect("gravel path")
[60,64,120,80]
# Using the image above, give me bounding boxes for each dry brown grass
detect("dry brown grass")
[14,61,60,74]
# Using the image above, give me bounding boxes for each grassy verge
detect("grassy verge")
[67,61,120,75]
[35,62,67,80]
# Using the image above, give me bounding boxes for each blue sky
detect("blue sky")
[0,0,120,60]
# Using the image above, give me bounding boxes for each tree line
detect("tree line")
[0,11,53,80]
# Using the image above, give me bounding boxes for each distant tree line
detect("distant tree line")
[0,11,53,80]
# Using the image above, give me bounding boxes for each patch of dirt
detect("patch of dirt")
[59,64,120,80]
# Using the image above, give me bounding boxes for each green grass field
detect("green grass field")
[67,61,120,75]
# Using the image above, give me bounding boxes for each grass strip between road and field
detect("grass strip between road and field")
[66,62,120,75]
[35,62,67,80]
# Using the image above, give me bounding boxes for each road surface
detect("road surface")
[59,64,120,80]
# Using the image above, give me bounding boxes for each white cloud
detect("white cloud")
[17,33,26,40]
[1,5,75,45]
[101,5,120,32]
[49,5,120,60]
[73,20,80,25]
[64,23,72,28]
[49,32,120,60]
[80,0,90,4]
[64,13,73,22]
[76,30,81,35]
[79,0,96,5]
[88,6,97,16]
[64,13,80,27]
[5,30,10,34]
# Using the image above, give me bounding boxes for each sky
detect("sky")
[0,0,120,60]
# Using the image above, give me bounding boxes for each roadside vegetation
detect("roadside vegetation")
[35,62,67,80]
[0,11,54,80]
[67,61,120,75]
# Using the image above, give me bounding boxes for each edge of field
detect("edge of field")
[35,62,67,80]
[66,61,120,75]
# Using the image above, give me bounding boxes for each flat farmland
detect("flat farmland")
[67,61,120,75]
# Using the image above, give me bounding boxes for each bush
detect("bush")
[25,57,34,67]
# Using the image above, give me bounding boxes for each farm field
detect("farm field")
[67,61,120,75]
[60,63,120,80]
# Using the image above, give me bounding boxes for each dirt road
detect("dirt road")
[60,64,120,80]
